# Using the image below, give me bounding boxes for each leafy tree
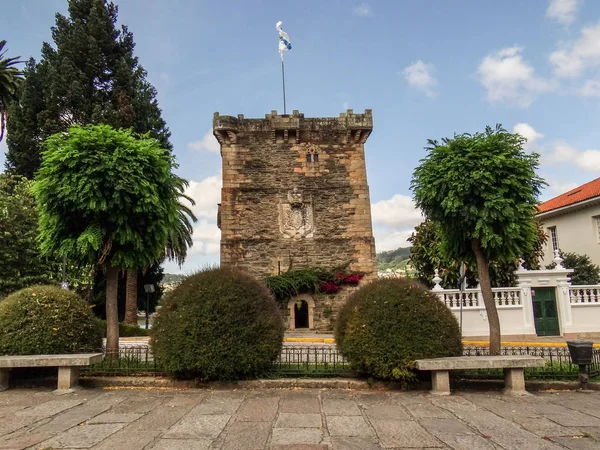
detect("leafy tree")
[0,174,57,298]
[409,218,548,289]
[411,125,545,354]
[6,0,180,326]
[33,124,180,355]
[91,261,164,321]
[6,0,171,177]
[547,252,600,285]
[123,177,196,325]
[0,40,23,142]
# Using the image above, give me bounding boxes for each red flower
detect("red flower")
[340,273,363,284]
[321,282,341,293]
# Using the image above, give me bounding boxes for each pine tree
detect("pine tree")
[6,0,171,177]
[6,0,184,330]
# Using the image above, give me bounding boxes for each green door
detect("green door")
[532,287,561,336]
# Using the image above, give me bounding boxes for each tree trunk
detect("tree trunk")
[124,269,138,325]
[471,239,501,355]
[105,266,120,359]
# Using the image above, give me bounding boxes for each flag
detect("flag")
[276,21,291,60]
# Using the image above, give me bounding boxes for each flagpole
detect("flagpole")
[281,58,287,115]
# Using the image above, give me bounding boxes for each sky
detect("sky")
[2,0,600,274]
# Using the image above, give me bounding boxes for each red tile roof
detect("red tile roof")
[537,177,600,214]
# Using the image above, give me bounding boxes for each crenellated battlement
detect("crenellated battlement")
[213,110,373,146]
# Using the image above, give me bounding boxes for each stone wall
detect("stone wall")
[281,284,363,332]
[215,109,377,330]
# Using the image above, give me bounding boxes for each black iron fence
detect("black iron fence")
[82,344,600,380]
[462,345,600,379]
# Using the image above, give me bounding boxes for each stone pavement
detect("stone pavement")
[2,388,600,449]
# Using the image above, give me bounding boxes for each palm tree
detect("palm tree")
[124,177,197,325]
[0,40,23,142]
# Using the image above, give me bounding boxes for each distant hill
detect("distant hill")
[376,247,411,270]
[162,273,185,284]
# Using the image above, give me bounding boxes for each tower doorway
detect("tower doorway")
[287,294,315,330]
[294,300,309,328]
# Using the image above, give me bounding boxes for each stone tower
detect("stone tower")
[214,109,377,331]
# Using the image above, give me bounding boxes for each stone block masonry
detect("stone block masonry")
[215,109,377,331]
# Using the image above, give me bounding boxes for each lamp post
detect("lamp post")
[143,284,155,330]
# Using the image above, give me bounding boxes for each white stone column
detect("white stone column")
[516,273,535,334]
[556,277,573,332]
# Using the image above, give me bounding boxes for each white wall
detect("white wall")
[450,306,534,338]
[539,204,600,267]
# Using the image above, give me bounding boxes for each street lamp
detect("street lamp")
[567,340,594,392]
[143,284,155,330]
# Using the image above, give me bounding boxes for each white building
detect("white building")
[536,177,600,267]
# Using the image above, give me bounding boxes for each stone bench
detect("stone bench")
[0,353,103,392]
[415,355,545,396]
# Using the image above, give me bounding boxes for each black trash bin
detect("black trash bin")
[567,340,594,390]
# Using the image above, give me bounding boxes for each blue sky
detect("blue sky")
[2,0,600,274]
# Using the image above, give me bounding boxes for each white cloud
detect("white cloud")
[548,180,580,196]
[513,123,544,147]
[402,61,438,98]
[370,194,423,252]
[550,23,600,78]
[371,194,423,228]
[546,0,581,26]
[187,130,219,153]
[189,220,221,255]
[580,79,600,97]
[184,175,222,220]
[548,140,600,171]
[374,229,414,252]
[352,3,372,17]
[477,47,555,107]
[183,174,222,256]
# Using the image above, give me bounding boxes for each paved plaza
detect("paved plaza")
[1,387,600,449]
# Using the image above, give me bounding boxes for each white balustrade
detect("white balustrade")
[492,288,522,307]
[569,286,600,304]
[440,290,480,308]
[437,288,522,309]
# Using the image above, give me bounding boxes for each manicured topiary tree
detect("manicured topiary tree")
[33,124,180,356]
[151,267,284,380]
[0,285,102,355]
[411,125,545,354]
[335,277,462,383]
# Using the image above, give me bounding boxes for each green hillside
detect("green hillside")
[376,247,411,271]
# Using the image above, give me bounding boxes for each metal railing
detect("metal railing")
[462,345,600,379]
[82,345,600,380]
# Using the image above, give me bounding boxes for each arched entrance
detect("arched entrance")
[287,294,315,330]
[295,301,309,328]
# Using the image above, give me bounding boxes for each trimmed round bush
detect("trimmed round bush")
[0,285,102,355]
[335,277,462,382]
[151,267,285,380]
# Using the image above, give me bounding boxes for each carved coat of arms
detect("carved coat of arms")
[279,188,314,239]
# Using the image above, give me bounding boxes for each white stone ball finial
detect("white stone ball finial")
[432,269,443,291]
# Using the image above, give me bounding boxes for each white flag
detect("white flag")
[276,21,292,61]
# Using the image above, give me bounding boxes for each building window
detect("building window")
[305,152,319,163]
[595,216,600,242]
[548,226,559,253]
